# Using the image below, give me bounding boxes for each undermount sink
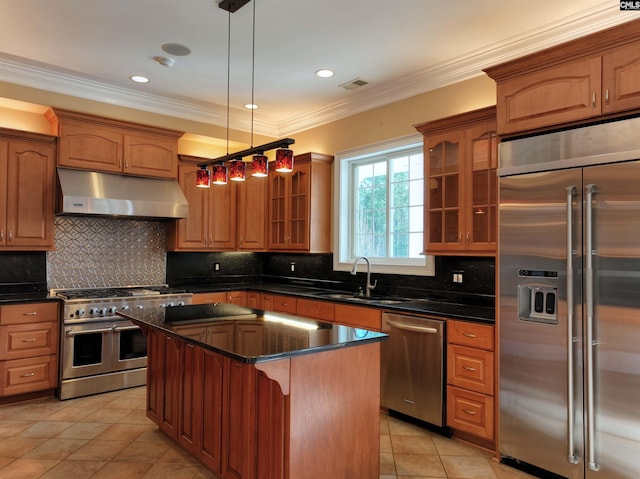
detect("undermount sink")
[318,293,412,304]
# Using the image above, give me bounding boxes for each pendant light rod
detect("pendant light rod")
[196,138,295,167]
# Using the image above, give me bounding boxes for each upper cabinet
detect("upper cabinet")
[484,19,640,136]
[0,129,56,250]
[415,107,497,256]
[268,152,333,253]
[46,108,182,179]
[167,159,237,251]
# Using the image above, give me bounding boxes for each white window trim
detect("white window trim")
[332,134,435,276]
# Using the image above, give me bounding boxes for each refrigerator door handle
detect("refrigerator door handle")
[585,183,600,472]
[566,186,579,465]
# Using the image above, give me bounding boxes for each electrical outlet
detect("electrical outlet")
[452,271,464,284]
[290,262,296,272]
[214,263,220,271]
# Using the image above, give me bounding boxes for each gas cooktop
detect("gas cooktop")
[53,286,187,300]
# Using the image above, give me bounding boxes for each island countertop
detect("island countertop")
[118,302,387,364]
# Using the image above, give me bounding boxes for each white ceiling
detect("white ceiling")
[1,1,638,137]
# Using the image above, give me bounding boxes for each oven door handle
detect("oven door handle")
[113,325,141,332]
[66,327,114,336]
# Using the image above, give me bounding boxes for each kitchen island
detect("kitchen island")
[119,303,387,479]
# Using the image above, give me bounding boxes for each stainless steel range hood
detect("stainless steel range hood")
[56,168,189,219]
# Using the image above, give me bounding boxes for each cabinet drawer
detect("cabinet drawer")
[271,295,297,314]
[0,302,59,325]
[447,321,493,350]
[296,299,334,322]
[0,354,58,397]
[446,386,494,440]
[192,292,227,305]
[0,322,58,360]
[334,304,381,331]
[447,344,493,394]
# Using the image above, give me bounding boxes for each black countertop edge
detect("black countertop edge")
[0,292,59,304]
[181,282,495,324]
[121,304,388,365]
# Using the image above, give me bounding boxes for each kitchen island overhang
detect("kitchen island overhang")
[118,303,387,479]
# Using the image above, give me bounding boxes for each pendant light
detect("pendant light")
[229,159,246,181]
[251,153,268,177]
[275,147,294,172]
[196,166,211,188]
[211,163,228,185]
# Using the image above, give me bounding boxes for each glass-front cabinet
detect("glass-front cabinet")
[416,106,497,255]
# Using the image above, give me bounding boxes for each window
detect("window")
[334,135,435,275]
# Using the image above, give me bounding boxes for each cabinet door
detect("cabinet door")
[58,121,123,172]
[0,141,7,244]
[602,40,640,115]
[122,133,177,179]
[287,163,310,250]
[0,322,58,360]
[246,292,261,309]
[268,173,288,249]
[5,140,55,248]
[237,173,268,251]
[464,122,497,253]
[496,56,601,134]
[0,354,57,397]
[171,164,209,250]
[159,334,183,440]
[199,349,225,473]
[226,291,246,307]
[192,292,227,305]
[424,130,464,253]
[208,181,237,251]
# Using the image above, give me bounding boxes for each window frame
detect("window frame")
[333,134,435,276]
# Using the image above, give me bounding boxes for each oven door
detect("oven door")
[111,320,147,371]
[62,321,113,379]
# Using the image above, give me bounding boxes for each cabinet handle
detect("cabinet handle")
[592,92,596,108]
[23,312,38,316]
[8,230,13,241]
[462,365,477,371]
[462,409,477,416]
[21,372,36,378]
[605,88,610,107]
[463,332,477,338]
[22,338,38,343]
[0,229,3,241]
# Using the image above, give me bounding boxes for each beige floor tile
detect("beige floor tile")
[54,422,110,440]
[90,460,153,479]
[103,396,146,410]
[0,420,34,437]
[79,408,131,424]
[381,434,392,453]
[11,405,63,421]
[433,435,488,457]
[0,436,47,457]
[66,439,130,461]
[391,434,438,454]
[46,406,97,422]
[16,420,74,438]
[119,409,154,425]
[380,451,396,475]
[113,439,170,463]
[39,459,107,479]
[440,455,498,479]
[387,416,434,437]
[94,423,154,442]
[0,457,60,478]
[23,438,88,460]
[394,453,447,477]
[142,460,216,479]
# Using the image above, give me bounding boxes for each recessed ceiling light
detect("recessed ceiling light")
[130,75,150,83]
[316,69,334,78]
[244,103,258,110]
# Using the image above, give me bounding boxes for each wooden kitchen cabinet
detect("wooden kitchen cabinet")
[334,303,381,331]
[268,152,333,252]
[0,302,59,398]
[237,169,269,251]
[296,298,334,322]
[415,107,497,255]
[484,20,640,136]
[262,293,297,314]
[47,108,182,179]
[191,291,245,306]
[0,129,56,251]
[167,161,237,251]
[446,320,495,446]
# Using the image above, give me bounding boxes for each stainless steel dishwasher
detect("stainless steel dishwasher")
[381,312,445,426]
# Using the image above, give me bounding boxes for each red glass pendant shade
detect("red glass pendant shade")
[251,154,268,177]
[211,164,228,185]
[229,160,246,181]
[275,148,294,172]
[196,167,211,188]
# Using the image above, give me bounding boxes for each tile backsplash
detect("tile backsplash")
[47,217,166,289]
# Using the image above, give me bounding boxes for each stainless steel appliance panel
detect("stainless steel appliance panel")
[381,313,444,426]
[499,168,583,479]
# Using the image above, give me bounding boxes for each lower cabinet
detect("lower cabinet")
[446,320,495,447]
[0,302,59,398]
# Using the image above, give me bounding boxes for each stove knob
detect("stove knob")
[177,301,185,306]
[89,308,99,315]
[99,307,108,316]
[136,305,144,310]
[75,309,85,317]
[167,302,175,307]
[159,303,167,308]
[108,306,118,315]
[121,305,130,311]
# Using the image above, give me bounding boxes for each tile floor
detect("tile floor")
[0,386,538,479]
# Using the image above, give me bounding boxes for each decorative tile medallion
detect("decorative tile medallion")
[47,217,167,289]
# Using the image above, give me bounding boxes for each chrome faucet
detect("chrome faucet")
[351,256,377,297]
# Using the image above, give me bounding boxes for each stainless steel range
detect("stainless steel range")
[53,285,192,400]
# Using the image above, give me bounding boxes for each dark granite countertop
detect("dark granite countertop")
[119,303,388,364]
[0,291,58,304]
[181,282,495,324]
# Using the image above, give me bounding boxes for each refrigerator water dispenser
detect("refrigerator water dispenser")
[518,284,558,324]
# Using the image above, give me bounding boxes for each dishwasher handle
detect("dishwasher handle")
[387,320,438,334]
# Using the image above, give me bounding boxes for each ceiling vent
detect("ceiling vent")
[339,78,369,90]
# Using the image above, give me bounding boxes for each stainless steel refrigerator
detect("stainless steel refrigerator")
[498,117,640,479]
